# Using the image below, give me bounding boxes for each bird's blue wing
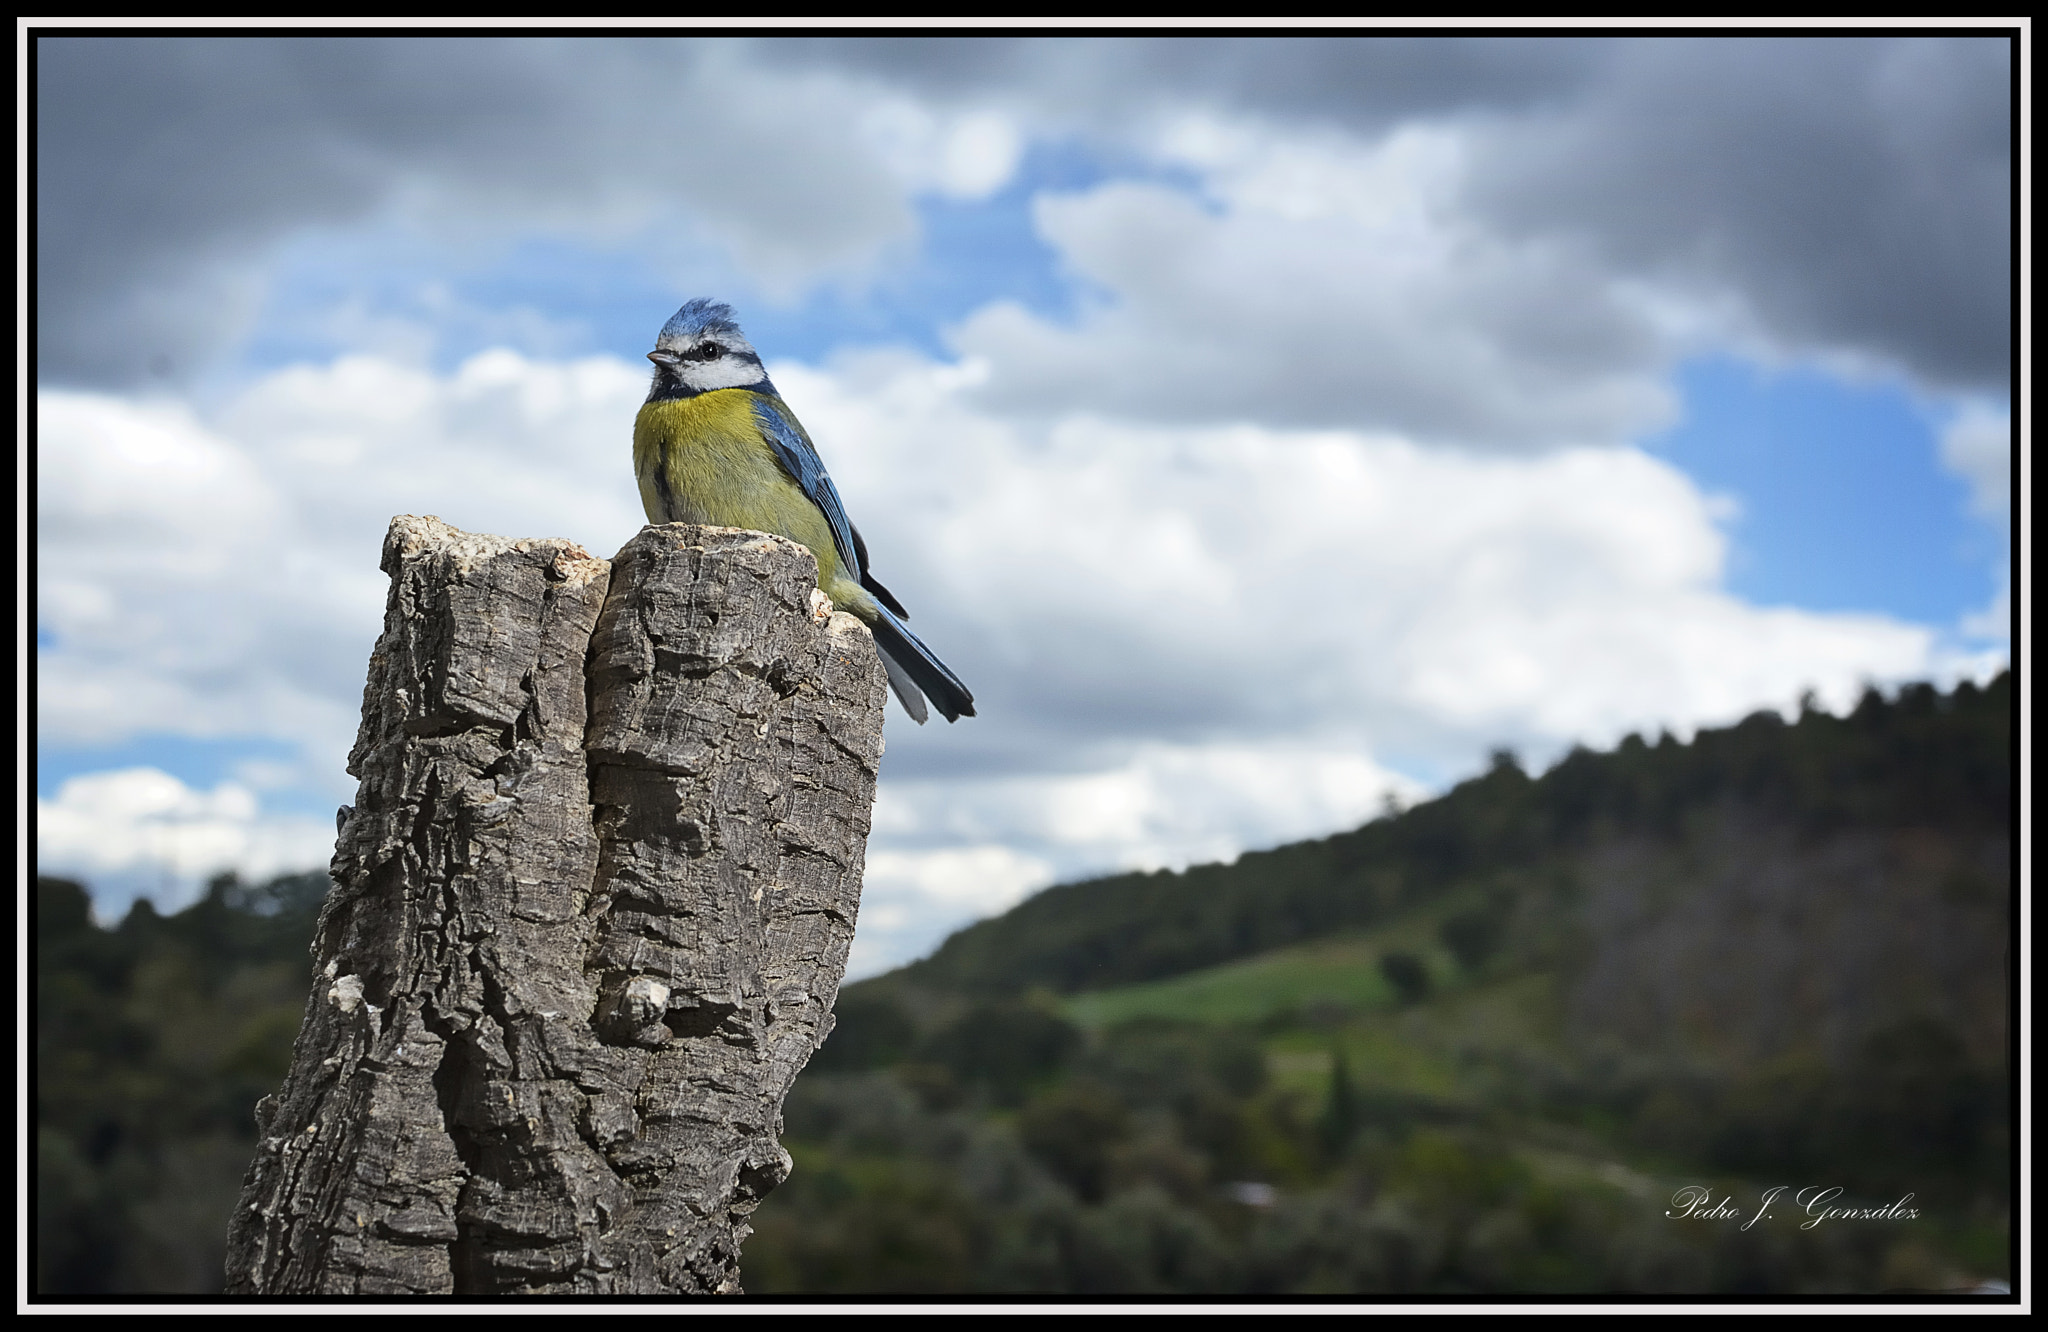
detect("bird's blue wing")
[750,394,862,580]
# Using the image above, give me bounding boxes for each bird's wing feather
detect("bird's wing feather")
[750,394,862,580]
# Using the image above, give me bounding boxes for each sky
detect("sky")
[30,30,2020,977]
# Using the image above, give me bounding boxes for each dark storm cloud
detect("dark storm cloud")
[795,34,2013,392]
[34,36,915,389]
[36,33,2012,393]
[1470,37,2012,392]
[38,38,546,385]
[775,34,1609,126]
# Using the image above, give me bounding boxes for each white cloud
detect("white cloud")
[1936,402,2014,644]
[36,391,339,747]
[1957,591,2012,645]
[37,391,276,562]
[874,745,1419,872]
[37,340,1984,960]
[726,348,1968,968]
[776,355,1940,769]
[37,353,652,759]
[36,768,335,920]
[850,843,1055,979]
[847,742,1425,978]
[860,101,1023,201]
[949,118,1679,449]
[1940,403,2011,526]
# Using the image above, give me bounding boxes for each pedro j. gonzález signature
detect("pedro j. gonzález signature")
[1667,1185,1921,1231]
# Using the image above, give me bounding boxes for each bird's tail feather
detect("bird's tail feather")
[871,605,975,724]
[879,652,929,725]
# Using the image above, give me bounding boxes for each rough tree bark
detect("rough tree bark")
[224,515,887,1295]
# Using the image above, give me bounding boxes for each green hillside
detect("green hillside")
[890,675,2008,999]
[747,674,2012,1294]
[35,673,2012,1295]
[1062,934,1420,1029]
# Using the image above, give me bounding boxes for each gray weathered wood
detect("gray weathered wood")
[225,516,886,1294]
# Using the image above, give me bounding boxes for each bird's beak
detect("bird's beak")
[647,350,681,367]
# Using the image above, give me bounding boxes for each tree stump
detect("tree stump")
[224,515,887,1294]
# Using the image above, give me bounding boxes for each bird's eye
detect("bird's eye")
[694,343,723,360]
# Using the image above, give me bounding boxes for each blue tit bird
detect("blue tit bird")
[634,298,975,725]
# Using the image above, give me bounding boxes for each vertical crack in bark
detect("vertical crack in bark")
[226,518,885,1295]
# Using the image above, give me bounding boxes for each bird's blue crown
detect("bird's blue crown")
[660,298,744,344]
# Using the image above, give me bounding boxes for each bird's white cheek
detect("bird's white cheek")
[685,360,768,392]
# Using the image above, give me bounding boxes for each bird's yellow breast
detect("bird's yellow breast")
[633,389,852,592]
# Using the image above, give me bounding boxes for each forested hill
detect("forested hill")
[37,672,2010,1294]
[886,673,2010,998]
[769,673,2009,1294]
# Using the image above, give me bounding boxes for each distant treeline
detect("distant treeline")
[896,674,2010,996]
[37,871,329,1294]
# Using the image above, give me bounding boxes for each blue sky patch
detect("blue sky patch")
[37,734,322,810]
[1646,356,1996,628]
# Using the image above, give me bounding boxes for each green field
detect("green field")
[1066,916,1566,1106]
[1062,924,1465,1030]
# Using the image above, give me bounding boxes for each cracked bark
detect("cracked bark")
[224,516,886,1295]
